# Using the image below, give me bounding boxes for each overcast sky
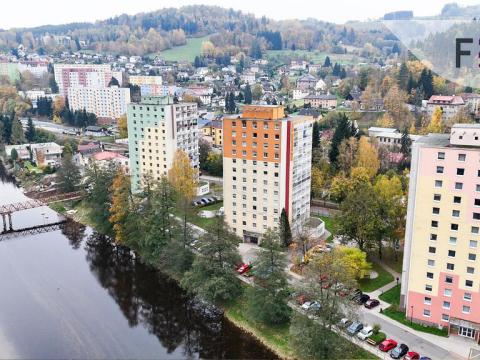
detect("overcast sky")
[2,0,480,29]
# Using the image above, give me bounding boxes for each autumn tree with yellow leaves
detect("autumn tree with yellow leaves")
[424,106,444,134]
[109,169,134,245]
[355,137,380,178]
[118,115,128,138]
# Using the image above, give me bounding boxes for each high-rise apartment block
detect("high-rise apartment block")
[401,124,480,341]
[128,75,166,97]
[223,105,313,243]
[67,86,130,120]
[54,64,123,96]
[127,96,199,192]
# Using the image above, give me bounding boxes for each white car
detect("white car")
[357,325,373,340]
[301,301,312,310]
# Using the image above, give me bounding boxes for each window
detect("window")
[424,297,432,305]
[430,234,438,241]
[433,207,440,214]
[427,272,434,279]
[474,213,480,220]
[442,314,450,322]
[466,280,473,287]
[437,166,444,174]
[444,288,452,297]
[429,246,436,254]
[425,284,433,292]
[458,153,466,161]
[438,152,445,159]
[434,194,441,201]
[443,301,451,309]
[452,210,460,218]
[464,293,472,301]
[447,263,455,271]
[446,276,453,284]
[473,226,479,234]
[435,180,443,188]
[449,237,457,245]
[451,224,459,231]
[428,259,435,267]
[431,221,438,228]
[423,309,431,317]
[467,267,475,274]
[468,253,477,261]
[455,182,463,190]
[457,168,465,176]
[463,306,471,314]
[454,196,462,204]
[475,199,480,206]
[470,240,478,248]
[448,250,456,257]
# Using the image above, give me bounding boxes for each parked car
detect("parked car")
[309,301,321,311]
[405,352,420,360]
[357,325,373,340]
[356,294,370,304]
[379,339,398,352]
[207,197,216,203]
[301,301,313,311]
[339,318,352,328]
[419,357,431,360]
[193,200,202,206]
[347,321,364,335]
[236,263,250,275]
[350,289,362,301]
[390,343,409,359]
[364,299,380,309]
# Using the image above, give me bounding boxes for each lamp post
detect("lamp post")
[41,212,45,225]
[410,305,414,325]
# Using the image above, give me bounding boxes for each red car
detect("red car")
[364,299,380,309]
[405,352,420,360]
[236,263,250,275]
[379,339,397,352]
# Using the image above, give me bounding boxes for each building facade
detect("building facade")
[304,94,337,109]
[67,86,130,120]
[223,105,313,243]
[128,75,166,97]
[54,64,123,96]
[127,96,199,192]
[426,95,465,122]
[401,124,480,342]
[201,120,223,147]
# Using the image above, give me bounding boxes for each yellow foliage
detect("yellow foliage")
[356,137,380,178]
[168,149,198,201]
[376,113,394,128]
[109,170,131,245]
[201,40,216,57]
[424,107,444,134]
[118,115,128,138]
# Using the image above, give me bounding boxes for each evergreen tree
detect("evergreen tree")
[328,113,356,165]
[10,117,25,144]
[228,92,236,113]
[247,229,291,325]
[244,83,253,104]
[323,56,331,67]
[279,208,293,248]
[407,74,416,93]
[419,69,434,98]
[56,153,81,193]
[312,121,320,148]
[398,63,409,90]
[25,117,36,142]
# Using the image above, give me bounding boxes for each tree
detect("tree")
[424,107,444,134]
[397,62,409,90]
[109,169,133,245]
[335,182,383,251]
[400,126,412,166]
[323,56,331,67]
[328,113,356,165]
[244,83,252,104]
[337,137,358,175]
[25,117,36,142]
[181,216,242,302]
[10,148,18,163]
[384,84,410,127]
[355,137,380,178]
[252,84,263,101]
[330,166,370,202]
[311,166,326,199]
[203,152,223,176]
[201,40,215,58]
[279,208,292,247]
[376,113,394,128]
[56,153,81,193]
[228,92,236,113]
[118,115,128,138]
[199,138,212,168]
[312,121,320,148]
[247,229,291,325]
[10,117,25,144]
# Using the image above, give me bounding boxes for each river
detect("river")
[0,162,276,359]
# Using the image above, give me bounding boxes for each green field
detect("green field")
[358,262,394,293]
[150,36,211,62]
[379,284,401,305]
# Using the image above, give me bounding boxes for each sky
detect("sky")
[2,0,480,29]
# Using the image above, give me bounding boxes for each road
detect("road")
[20,118,79,134]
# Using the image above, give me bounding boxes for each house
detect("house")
[92,151,130,174]
[240,72,256,85]
[201,119,223,147]
[426,95,465,121]
[460,93,480,118]
[296,74,317,90]
[298,108,322,121]
[368,127,420,148]
[6,142,63,167]
[315,79,327,92]
[304,94,337,109]
[292,89,310,100]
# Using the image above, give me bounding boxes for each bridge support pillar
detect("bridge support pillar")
[1,214,6,232]
[7,213,12,231]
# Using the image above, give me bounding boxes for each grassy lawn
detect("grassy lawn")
[265,50,364,65]
[151,35,211,62]
[379,284,400,305]
[382,306,448,337]
[200,201,223,212]
[317,215,336,243]
[358,262,394,293]
[224,293,377,360]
